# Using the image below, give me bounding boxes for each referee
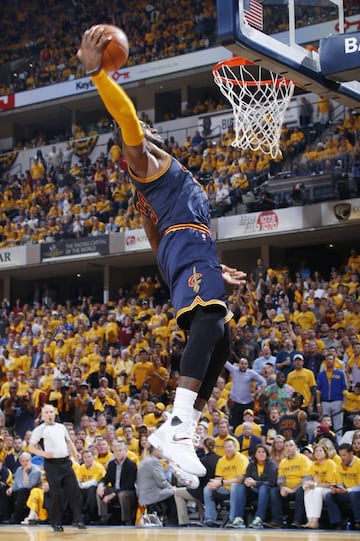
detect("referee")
[29,404,86,532]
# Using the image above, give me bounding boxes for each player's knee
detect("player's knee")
[191,308,225,347]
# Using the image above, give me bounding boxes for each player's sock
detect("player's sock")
[192,408,202,423]
[172,387,197,423]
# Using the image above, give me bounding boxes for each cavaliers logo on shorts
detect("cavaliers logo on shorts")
[188,266,202,293]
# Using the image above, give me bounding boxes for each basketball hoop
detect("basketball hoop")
[213,57,295,159]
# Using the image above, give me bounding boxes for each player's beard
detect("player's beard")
[140,120,164,147]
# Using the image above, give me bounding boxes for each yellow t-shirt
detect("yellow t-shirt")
[125,438,139,455]
[286,368,316,407]
[131,361,153,390]
[309,458,337,484]
[127,450,139,466]
[293,311,317,330]
[96,451,113,469]
[343,390,360,413]
[336,455,360,488]
[77,460,106,483]
[215,452,249,489]
[278,453,311,489]
[142,413,163,430]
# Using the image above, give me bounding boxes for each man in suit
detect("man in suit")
[96,440,137,525]
[237,422,262,459]
[137,445,178,526]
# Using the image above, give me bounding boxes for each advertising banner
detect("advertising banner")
[320,198,360,225]
[0,246,27,268]
[124,230,151,252]
[41,236,109,261]
[218,208,304,239]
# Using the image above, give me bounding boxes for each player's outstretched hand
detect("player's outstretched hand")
[77,26,111,73]
[221,264,246,286]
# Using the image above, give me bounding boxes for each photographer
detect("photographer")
[258,184,276,210]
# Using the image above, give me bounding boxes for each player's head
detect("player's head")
[139,120,164,147]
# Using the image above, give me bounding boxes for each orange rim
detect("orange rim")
[213,56,293,87]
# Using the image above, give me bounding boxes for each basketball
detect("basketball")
[97,24,129,72]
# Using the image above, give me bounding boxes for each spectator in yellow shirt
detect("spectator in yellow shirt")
[131,350,153,391]
[203,438,248,527]
[266,438,311,527]
[325,442,360,529]
[77,448,106,523]
[293,302,318,330]
[316,96,331,124]
[144,355,169,397]
[214,418,240,457]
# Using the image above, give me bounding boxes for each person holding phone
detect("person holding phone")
[325,443,360,530]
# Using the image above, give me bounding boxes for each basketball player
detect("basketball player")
[77,26,246,476]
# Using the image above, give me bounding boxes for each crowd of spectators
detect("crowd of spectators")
[0,251,359,527]
[0,0,217,95]
[0,103,360,247]
[1,1,359,96]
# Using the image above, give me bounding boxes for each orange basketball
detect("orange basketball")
[96,24,129,72]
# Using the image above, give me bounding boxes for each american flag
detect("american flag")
[244,0,264,31]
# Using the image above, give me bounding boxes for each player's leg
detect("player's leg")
[194,320,231,412]
[149,308,226,475]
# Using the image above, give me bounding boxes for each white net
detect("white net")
[213,59,295,159]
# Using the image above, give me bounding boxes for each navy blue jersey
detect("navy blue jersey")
[129,155,230,330]
[130,155,210,235]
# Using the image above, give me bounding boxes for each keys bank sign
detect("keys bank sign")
[0,48,231,111]
[125,230,151,252]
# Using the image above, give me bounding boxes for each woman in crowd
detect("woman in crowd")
[269,434,286,465]
[138,433,150,462]
[317,437,342,466]
[236,443,278,529]
[302,442,337,528]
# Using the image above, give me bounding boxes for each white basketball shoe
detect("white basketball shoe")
[148,415,206,477]
[170,462,200,488]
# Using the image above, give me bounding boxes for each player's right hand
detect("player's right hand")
[77,26,111,73]
[221,264,247,286]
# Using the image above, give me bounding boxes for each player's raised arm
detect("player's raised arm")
[77,26,153,176]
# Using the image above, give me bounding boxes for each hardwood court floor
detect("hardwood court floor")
[0,525,359,541]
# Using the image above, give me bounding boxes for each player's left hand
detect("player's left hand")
[221,264,246,285]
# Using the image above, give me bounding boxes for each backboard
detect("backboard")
[216,0,360,110]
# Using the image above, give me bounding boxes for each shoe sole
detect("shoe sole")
[170,463,200,489]
[148,433,206,476]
